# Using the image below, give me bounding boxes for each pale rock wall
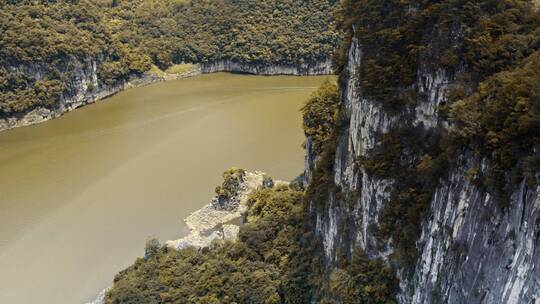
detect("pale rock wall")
[201,59,333,76]
[308,29,540,304]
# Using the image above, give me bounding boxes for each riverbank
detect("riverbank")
[166,170,287,250]
[88,169,287,304]
[0,64,200,132]
[0,60,333,133]
[0,73,319,304]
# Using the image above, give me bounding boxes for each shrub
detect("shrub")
[301,80,340,155]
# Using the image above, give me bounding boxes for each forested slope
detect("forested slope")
[0,0,339,128]
[105,0,540,303]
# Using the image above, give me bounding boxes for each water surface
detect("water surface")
[0,73,330,304]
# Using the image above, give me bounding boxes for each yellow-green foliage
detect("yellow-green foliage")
[301,80,340,155]
[449,50,540,205]
[329,248,397,304]
[335,0,540,110]
[214,167,245,201]
[105,185,317,304]
[107,0,339,68]
[0,0,339,115]
[0,0,152,113]
[450,51,540,166]
[302,81,342,207]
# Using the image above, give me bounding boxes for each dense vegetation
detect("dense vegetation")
[106,178,397,304]
[0,0,339,116]
[334,0,540,272]
[79,0,540,302]
[335,0,540,111]
[302,81,342,207]
[108,0,339,68]
[106,184,318,304]
[0,0,153,114]
[301,80,340,155]
[449,50,540,202]
[328,248,397,304]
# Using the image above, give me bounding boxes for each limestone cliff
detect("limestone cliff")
[201,60,333,76]
[306,3,540,303]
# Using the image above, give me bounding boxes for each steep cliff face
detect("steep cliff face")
[201,60,333,76]
[307,4,540,304]
[0,59,125,131]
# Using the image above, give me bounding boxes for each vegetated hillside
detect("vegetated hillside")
[105,82,399,304]
[107,0,339,68]
[309,0,540,302]
[106,181,320,304]
[101,0,540,303]
[0,0,339,119]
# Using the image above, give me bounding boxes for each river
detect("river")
[0,73,330,304]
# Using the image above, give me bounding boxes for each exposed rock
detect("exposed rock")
[309,26,540,304]
[85,287,109,304]
[166,171,274,250]
[201,59,333,76]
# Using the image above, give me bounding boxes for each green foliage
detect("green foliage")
[335,0,540,111]
[334,0,422,109]
[0,0,339,115]
[214,167,246,202]
[105,185,319,304]
[0,0,152,114]
[329,248,398,304]
[0,71,66,113]
[449,50,540,206]
[107,0,339,68]
[301,80,340,155]
[300,80,343,212]
[106,178,397,303]
[304,100,342,207]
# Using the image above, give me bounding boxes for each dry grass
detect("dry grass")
[165,63,197,74]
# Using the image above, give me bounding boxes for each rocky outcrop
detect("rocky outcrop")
[201,59,333,76]
[166,171,287,250]
[85,287,109,304]
[308,26,540,304]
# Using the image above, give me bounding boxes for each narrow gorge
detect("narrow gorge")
[1,0,539,303]
[103,0,539,303]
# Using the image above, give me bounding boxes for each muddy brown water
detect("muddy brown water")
[0,73,332,304]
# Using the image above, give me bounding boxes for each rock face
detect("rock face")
[166,171,267,250]
[201,59,333,76]
[85,287,109,304]
[307,29,540,304]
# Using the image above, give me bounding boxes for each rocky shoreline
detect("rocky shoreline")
[0,67,200,132]
[87,169,286,304]
[166,170,265,249]
[0,60,333,133]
